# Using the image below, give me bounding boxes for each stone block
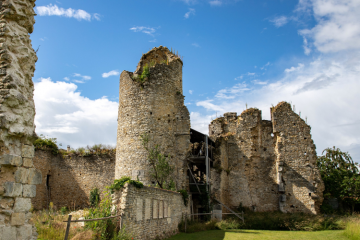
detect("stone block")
[15,167,30,183]
[16,224,32,240]
[11,212,25,225]
[3,182,22,197]
[22,158,33,168]
[0,225,17,240]
[14,198,31,212]
[0,154,22,166]
[27,168,42,185]
[22,185,36,198]
[21,145,34,158]
[0,186,4,195]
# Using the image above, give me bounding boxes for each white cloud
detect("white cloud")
[93,13,101,21]
[269,16,288,27]
[130,26,156,37]
[63,77,70,81]
[298,0,360,53]
[284,63,305,73]
[179,0,198,4]
[192,43,200,47]
[149,39,157,43]
[102,70,120,78]
[261,62,271,70]
[184,8,196,19]
[189,90,193,94]
[209,0,223,6]
[34,78,118,148]
[247,72,255,76]
[215,83,250,99]
[36,4,92,21]
[73,73,91,81]
[252,80,268,85]
[234,76,243,80]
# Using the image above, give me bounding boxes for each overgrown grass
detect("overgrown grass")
[178,219,218,233]
[33,210,95,240]
[344,217,360,240]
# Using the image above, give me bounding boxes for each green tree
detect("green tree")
[341,175,360,213]
[140,133,174,189]
[317,146,359,213]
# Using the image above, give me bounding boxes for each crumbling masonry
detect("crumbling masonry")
[0,0,41,239]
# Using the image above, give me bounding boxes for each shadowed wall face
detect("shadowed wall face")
[209,102,324,214]
[32,150,115,210]
[0,1,41,239]
[116,46,190,190]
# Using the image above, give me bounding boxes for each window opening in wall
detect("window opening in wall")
[150,112,152,115]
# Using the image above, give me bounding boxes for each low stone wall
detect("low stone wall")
[112,183,190,240]
[32,150,115,210]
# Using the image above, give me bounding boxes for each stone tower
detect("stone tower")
[115,46,190,189]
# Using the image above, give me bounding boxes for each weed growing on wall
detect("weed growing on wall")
[108,176,144,194]
[178,189,189,206]
[34,134,60,155]
[140,132,175,189]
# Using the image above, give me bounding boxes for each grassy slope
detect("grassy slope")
[167,230,348,240]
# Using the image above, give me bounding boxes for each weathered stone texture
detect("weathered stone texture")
[209,103,324,214]
[0,1,39,239]
[116,46,190,190]
[31,149,115,210]
[112,183,190,240]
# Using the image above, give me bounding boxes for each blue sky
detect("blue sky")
[32,0,360,162]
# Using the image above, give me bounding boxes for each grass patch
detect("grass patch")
[344,217,360,240]
[166,229,348,240]
[33,210,95,240]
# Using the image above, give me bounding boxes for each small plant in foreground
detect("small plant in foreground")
[90,187,100,207]
[108,176,143,194]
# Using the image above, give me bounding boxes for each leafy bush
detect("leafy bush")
[86,190,116,240]
[90,188,100,207]
[108,176,143,194]
[34,134,60,155]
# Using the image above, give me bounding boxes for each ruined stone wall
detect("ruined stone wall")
[32,149,115,210]
[209,102,324,214]
[112,183,190,240]
[0,0,40,239]
[271,102,324,214]
[116,46,190,190]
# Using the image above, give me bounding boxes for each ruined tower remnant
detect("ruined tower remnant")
[209,102,324,214]
[115,46,190,189]
[0,0,41,239]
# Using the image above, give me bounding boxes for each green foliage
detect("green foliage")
[140,133,175,189]
[112,226,133,240]
[108,176,144,194]
[317,146,359,213]
[85,190,116,240]
[178,189,189,206]
[90,188,100,207]
[34,134,60,155]
[60,206,67,215]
